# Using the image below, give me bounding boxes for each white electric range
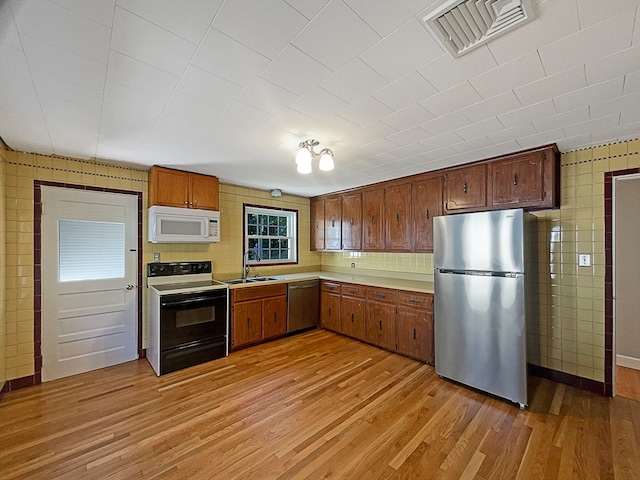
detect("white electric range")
[147,261,228,375]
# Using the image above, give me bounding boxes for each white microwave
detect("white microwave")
[148,205,220,243]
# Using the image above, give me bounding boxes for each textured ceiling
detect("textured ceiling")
[1,0,639,197]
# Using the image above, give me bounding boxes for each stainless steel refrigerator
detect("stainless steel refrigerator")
[433,209,537,409]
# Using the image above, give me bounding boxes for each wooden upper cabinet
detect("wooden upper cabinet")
[324,196,342,250]
[363,188,384,251]
[341,192,362,251]
[411,177,442,252]
[384,183,412,251]
[489,147,558,209]
[310,198,325,251]
[189,172,220,210]
[444,164,487,212]
[148,165,219,210]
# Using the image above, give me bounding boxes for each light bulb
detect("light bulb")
[318,151,334,171]
[295,146,311,165]
[297,158,312,174]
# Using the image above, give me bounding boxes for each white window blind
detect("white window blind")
[59,220,125,282]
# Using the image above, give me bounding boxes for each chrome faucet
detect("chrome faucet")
[242,248,261,280]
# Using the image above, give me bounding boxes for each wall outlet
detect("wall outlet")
[350,262,356,269]
[578,254,591,267]
[153,252,161,262]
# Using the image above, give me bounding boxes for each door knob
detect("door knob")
[126,284,134,290]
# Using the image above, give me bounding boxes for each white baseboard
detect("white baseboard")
[616,354,640,370]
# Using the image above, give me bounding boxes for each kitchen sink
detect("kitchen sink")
[223,277,280,285]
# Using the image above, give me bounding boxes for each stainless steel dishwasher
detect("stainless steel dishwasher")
[287,280,319,333]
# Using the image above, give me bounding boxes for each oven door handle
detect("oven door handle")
[161,296,222,307]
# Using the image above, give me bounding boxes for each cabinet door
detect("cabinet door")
[189,173,219,210]
[263,296,287,340]
[310,198,325,251]
[149,167,189,208]
[365,302,396,351]
[363,188,384,251]
[324,196,342,250]
[490,152,545,207]
[411,177,442,252]
[384,183,411,251]
[397,307,433,364]
[445,164,486,211]
[320,291,341,332]
[232,300,262,348]
[340,296,366,341]
[341,192,362,250]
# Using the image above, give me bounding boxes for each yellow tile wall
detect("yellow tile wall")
[530,139,639,382]
[0,140,7,386]
[2,150,320,381]
[2,139,638,384]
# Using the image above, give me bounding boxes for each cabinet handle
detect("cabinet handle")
[409,299,420,305]
[513,174,518,186]
[350,217,353,225]
[247,318,251,328]
[328,308,331,317]
[315,221,319,230]
[413,328,416,340]
[426,209,429,219]
[396,213,400,222]
[463,182,468,194]
[371,216,375,224]
[379,320,382,330]
[351,313,354,322]
[184,201,189,205]
[331,219,335,228]
[273,312,277,322]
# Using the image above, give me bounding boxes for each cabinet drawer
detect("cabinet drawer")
[321,281,341,293]
[341,283,366,298]
[232,284,286,302]
[397,291,433,310]
[367,287,397,303]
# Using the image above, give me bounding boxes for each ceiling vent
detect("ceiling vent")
[423,0,536,57]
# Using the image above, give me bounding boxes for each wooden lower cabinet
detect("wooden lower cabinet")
[320,281,434,364]
[396,291,434,364]
[365,301,396,351]
[231,284,287,349]
[231,300,262,347]
[320,281,341,332]
[340,283,366,341]
[263,296,287,340]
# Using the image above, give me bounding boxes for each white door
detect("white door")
[41,186,138,381]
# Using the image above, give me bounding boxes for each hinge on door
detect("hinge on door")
[445,202,448,210]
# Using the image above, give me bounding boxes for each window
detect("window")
[244,205,297,265]
[58,220,125,282]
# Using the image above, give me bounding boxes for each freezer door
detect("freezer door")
[434,209,525,272]
[434,271,527,406]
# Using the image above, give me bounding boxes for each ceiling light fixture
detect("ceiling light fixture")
[295,139,334,174]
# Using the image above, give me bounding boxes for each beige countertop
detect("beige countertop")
[222,271,434,294]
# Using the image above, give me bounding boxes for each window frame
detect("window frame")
[243,204,298,266]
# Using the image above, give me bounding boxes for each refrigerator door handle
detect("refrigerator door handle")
[437,269,520,278]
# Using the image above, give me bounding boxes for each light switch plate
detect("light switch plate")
[578,254,591,267]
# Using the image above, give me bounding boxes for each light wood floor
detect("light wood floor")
[1,329,639,480]
[617,365,640,401]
